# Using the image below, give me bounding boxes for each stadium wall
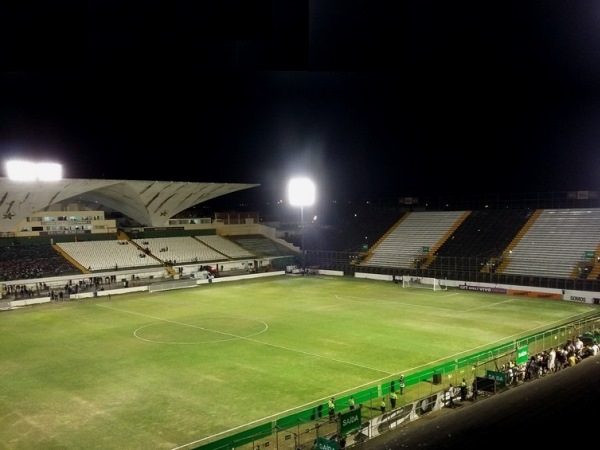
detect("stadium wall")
[0,271,286,309]
[354,272,600,305]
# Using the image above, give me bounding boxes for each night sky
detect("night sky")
[1,1,600,211]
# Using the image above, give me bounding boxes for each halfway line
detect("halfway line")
[97,303,393,375]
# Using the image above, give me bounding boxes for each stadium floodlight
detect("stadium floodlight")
[288,177,316,271]
[5,160,63,181]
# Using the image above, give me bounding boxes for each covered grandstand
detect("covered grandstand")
[0,177,259,235]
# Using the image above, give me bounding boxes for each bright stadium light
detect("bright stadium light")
[288,177,316,272]
[5,160,63,181]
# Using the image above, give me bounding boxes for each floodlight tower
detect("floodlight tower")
[288,177,315,272]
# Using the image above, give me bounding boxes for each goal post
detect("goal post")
[432,278,448,291]
[401,275,447,291]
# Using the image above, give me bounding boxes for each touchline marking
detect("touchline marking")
[170,372,400,450]
[97,304,392,373]
[171,305,594,450]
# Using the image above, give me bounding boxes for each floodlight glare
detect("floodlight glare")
[37,163,63,181]
[6,160,63,181]
[288,177,315,207]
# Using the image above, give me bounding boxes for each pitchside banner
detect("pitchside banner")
[339,408,361,435]
[516,346,529,365]
[486,370,507,388]
[316,437,338,450]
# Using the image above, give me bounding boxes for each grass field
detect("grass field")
[1,275,597,450]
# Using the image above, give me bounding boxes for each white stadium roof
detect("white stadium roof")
[0,178,259,233]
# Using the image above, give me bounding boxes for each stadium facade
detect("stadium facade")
[0,177,259,236]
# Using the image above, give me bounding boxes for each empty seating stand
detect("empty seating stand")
[228,235,297,258]
[132,237,227,264]
[428,209,533,275]
[57,240,162,271]
[362,211,468,269]
[500,208,600,279]
[194,235,255,259]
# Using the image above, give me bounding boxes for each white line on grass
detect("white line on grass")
[176,315,556,450]
[97,303,392,373]
[133,317,269,344]
[94,303,394,450]
[169,308,590,450]
[169,371,399,450]
[103,295,587,450]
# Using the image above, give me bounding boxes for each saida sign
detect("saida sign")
[316,437,338,450]
[339,408,361,435]
[516,345,529,365]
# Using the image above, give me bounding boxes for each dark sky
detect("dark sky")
[1,1,600,210]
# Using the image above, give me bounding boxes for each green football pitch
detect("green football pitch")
[1,275,596,450]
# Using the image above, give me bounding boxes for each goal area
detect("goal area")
[401,276,447,291]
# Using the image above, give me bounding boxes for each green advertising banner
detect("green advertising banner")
[516,345,529,365]
[486,370,506,388]
[339,408,361,435]
[316,437,338,450]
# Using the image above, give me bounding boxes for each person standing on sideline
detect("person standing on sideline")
[460,378,467,401]
[328,397,335,422]
[398,375,405,395]
[547,347,556,373]
[380,398,386,414]
[348,396,355,410]
[390,390,398,409]
[447,384,456,408]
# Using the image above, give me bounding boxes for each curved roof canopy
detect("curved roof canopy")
[0,178,259,233]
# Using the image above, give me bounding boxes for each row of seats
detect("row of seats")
[501,209,600,278]
[55,235,256,272]
[3,208,600,281]
[362,211,467,269]
[0,234,284,280]
[195,235,255,259]
[56,240,161,271]
[132,237,227,264]
[427,209,534,274]
[227,235,298,257]
[361,208,600,280]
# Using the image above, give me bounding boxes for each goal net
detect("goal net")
[401,276,447,291]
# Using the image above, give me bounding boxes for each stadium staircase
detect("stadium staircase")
[416,208,532,276]
[361,211,467,269]
[52,244,89,274]
[421,211,471,269]
[587,243,600,279]
[495,209,542,274]
[361,213,409,264]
